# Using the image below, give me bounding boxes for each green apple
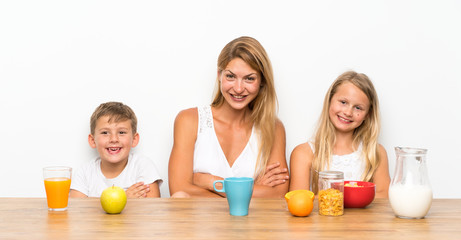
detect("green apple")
[100,186,127,214]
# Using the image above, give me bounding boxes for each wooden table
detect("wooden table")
[0,198,460,239]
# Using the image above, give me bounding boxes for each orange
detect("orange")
[285,189,315,203]
[287,190,314,217]
[285,190,314,203]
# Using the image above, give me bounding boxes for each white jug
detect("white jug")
[389,147,432,219]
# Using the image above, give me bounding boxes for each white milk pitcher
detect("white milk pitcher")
[389,147,432,219]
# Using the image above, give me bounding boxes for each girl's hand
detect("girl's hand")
[125,182,150,198]
[255,162,289,187]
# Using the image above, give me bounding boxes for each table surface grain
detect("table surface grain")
[0,198,460,239]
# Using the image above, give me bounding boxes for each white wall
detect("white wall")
[1,0,460,198]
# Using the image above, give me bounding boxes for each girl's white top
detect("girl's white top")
[309,142,365,181]
[193,106,259,178]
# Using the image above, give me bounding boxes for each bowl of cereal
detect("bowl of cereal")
[344,181,375,208]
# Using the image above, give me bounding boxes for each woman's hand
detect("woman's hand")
[193,173,222,191]
[255,162,289,187]
[251,120,289,198]
[193,172,225,197]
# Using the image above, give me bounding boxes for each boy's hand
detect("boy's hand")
[255,162,289,187]
[125,182,150,198]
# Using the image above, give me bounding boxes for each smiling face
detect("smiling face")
[329,82,370,134]
[219,58,261,110]
[88,115,139,165]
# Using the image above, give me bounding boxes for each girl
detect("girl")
[289,71,390,198]
[168,36,289,198]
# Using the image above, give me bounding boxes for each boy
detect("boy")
[70,102,162,198]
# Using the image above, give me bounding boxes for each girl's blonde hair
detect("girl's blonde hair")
[211,36,278,178]
[311,71,381,193]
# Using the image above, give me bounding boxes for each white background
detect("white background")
[1,0,460,198]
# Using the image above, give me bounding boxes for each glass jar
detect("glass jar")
[389,147,432,219]
[318,171,344,216]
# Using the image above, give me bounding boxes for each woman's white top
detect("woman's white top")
[193,106,259,178]
[309,142,365,181]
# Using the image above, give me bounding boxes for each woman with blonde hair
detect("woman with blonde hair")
[169,36,289,197]
[289,71,390,198]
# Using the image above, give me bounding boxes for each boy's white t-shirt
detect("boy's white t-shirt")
[71,153,163,197]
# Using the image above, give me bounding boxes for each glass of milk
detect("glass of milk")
[389,147,432,219]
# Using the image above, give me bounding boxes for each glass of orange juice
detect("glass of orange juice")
[43,166,72,211]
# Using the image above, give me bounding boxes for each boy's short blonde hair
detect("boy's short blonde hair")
[90,102,137,135]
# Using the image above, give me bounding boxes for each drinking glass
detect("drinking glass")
[43,166,72,211]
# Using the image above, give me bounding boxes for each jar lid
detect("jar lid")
[319,171,344,179]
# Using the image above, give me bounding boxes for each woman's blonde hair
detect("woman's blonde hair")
[311,71,381,193]
[211,36,278,177]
